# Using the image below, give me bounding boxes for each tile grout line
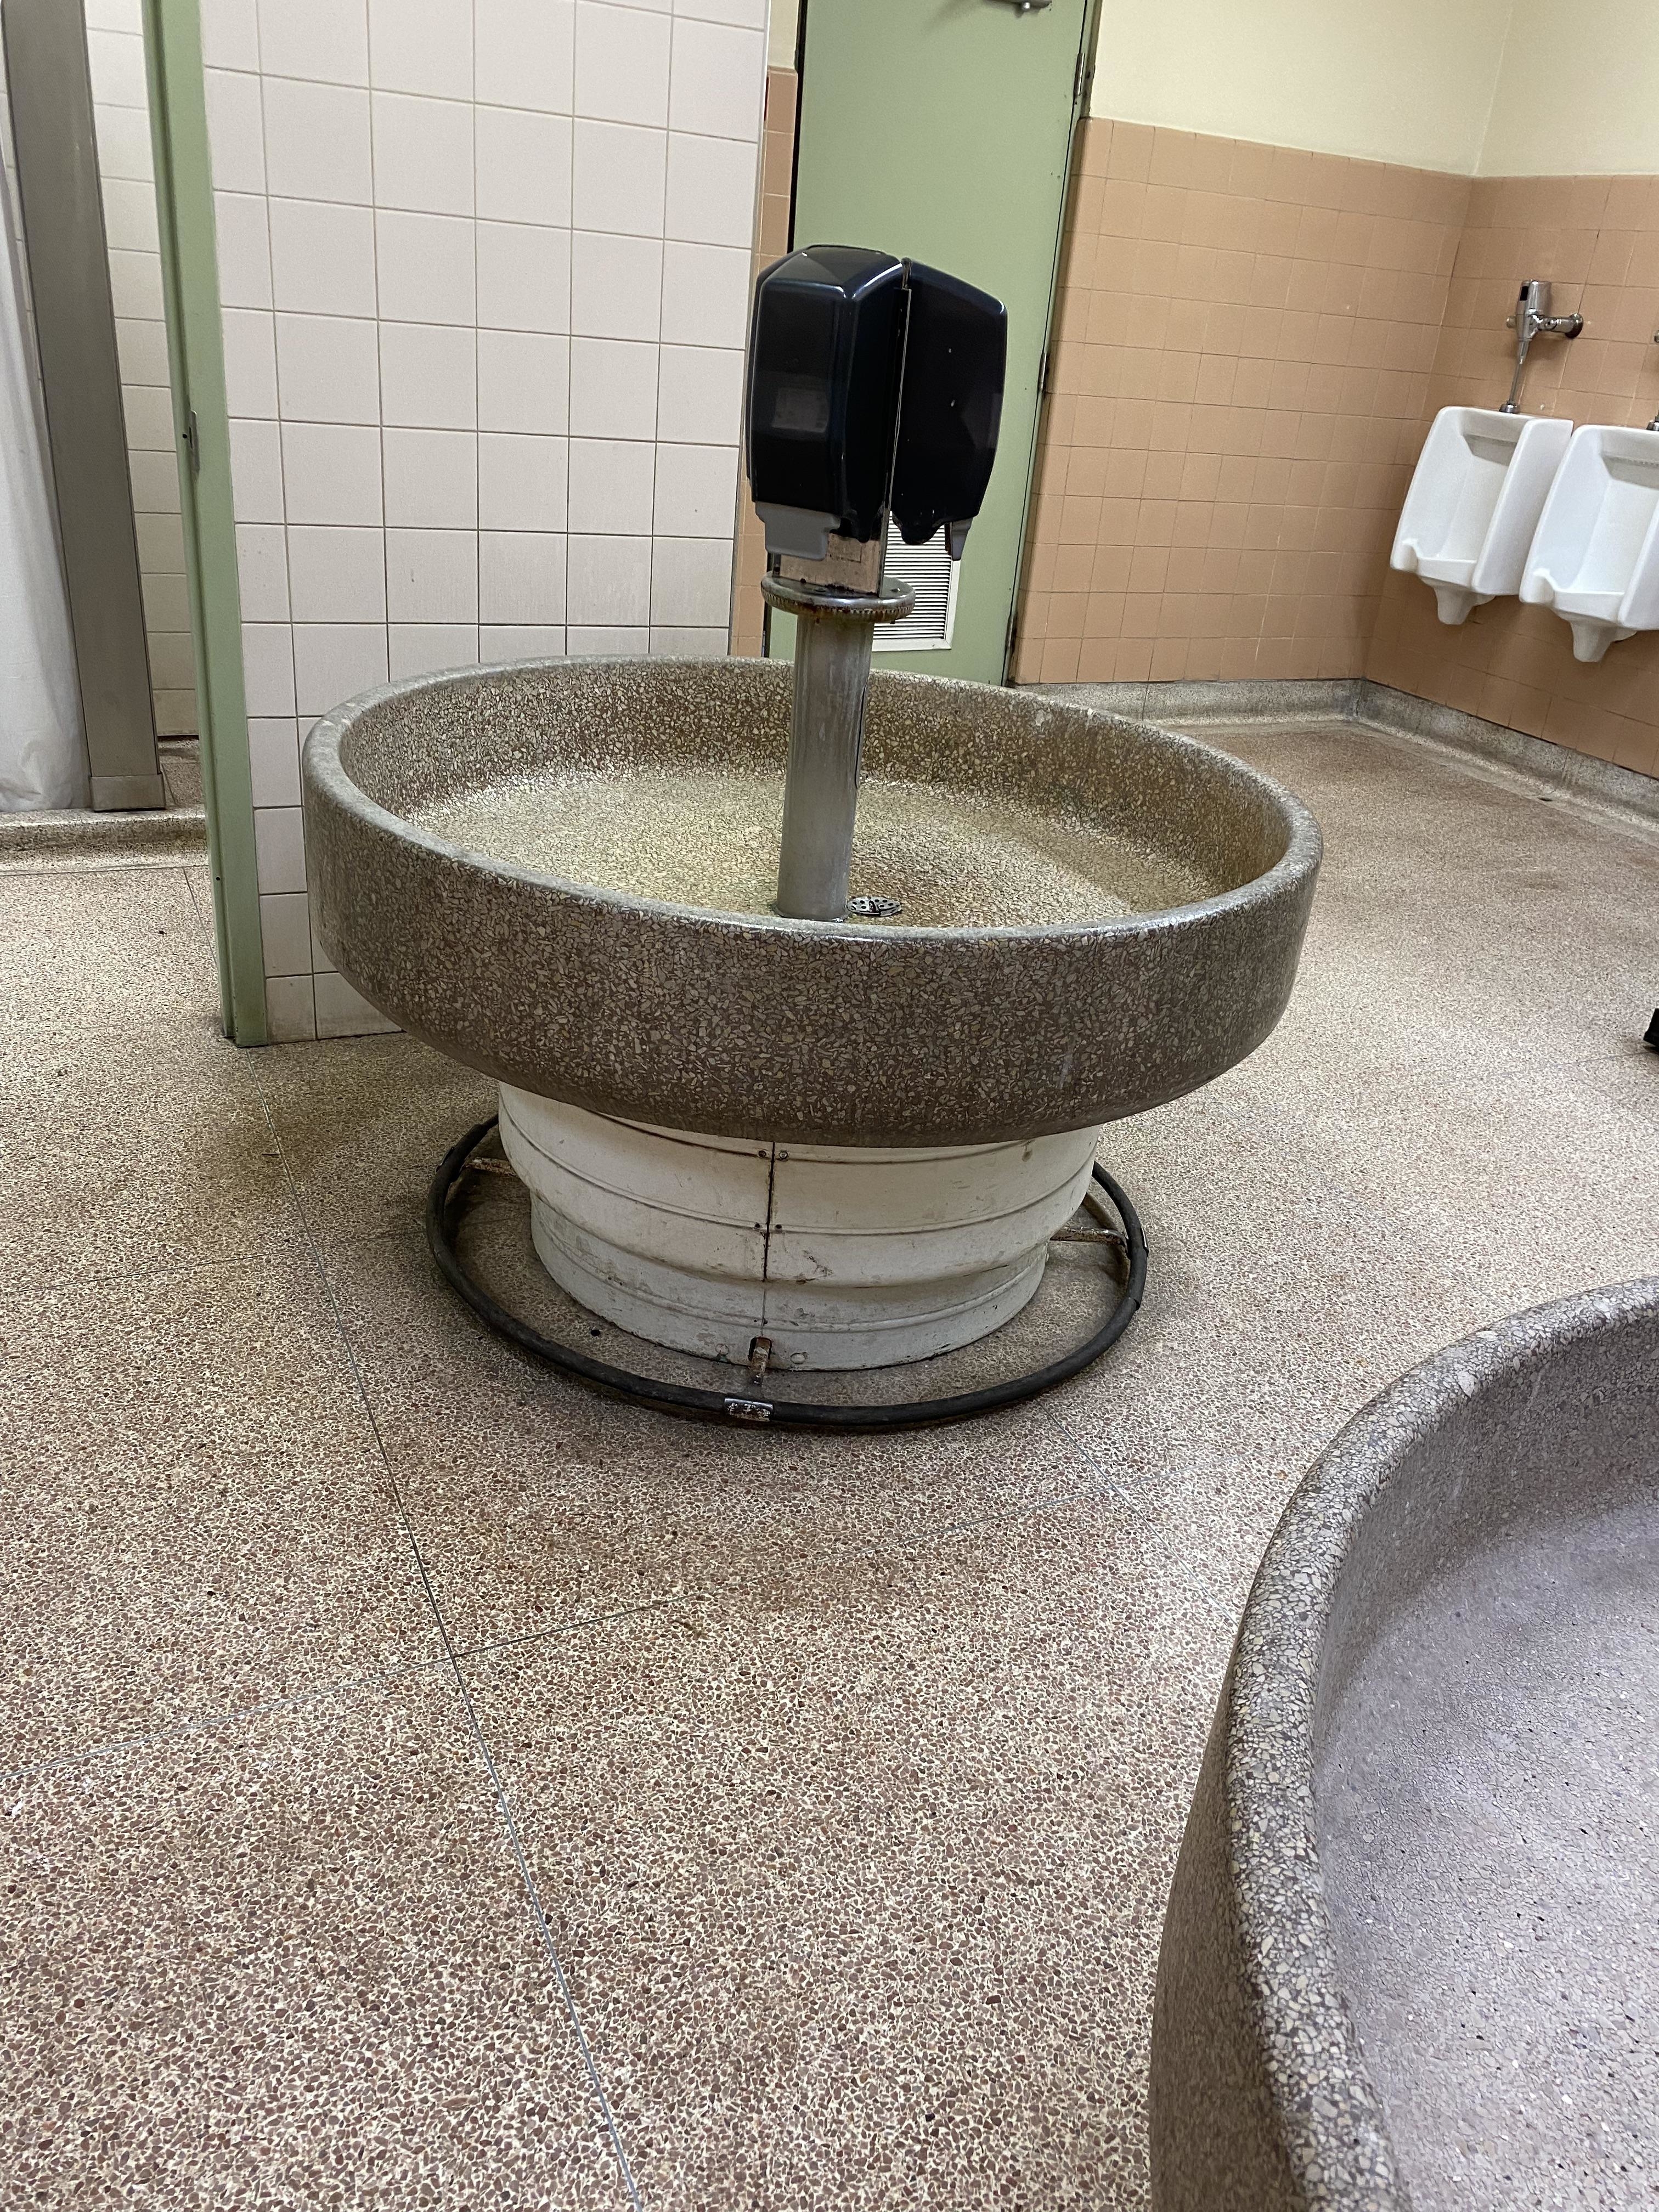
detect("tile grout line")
[240,1060,646,2212]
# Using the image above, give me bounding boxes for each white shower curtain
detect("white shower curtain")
[0,151,86,810]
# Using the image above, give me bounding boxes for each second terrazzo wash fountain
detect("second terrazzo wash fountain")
[303,244,1323,1425]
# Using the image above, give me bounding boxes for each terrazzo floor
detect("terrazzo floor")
[3,716,1657,2209]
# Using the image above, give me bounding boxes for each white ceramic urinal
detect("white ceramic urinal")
[1391,407,1573,624]
[1520,422,1659,662]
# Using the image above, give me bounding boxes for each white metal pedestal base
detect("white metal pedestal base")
[498,1086,1103,1371]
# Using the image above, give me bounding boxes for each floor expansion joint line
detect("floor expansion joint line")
[0,1601,683,1788]
[1048,1409,1156,1519]
[245,1068,648,2212]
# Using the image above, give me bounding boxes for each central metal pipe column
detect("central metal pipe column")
[762,573,913,921]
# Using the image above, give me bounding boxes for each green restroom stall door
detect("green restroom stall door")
[773,0,1096,684]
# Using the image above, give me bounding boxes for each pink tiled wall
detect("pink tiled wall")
[1017,117,1659,782]
[1367,174,1659,778]
[1015,119,1469,689]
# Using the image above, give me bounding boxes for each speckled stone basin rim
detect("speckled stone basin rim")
[1148,1274,1659,2212]
[303,657,1322,1148]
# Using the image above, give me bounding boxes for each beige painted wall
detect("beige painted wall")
[768,0,798,68]
[1090,0,1659,178]
[1090,0,1513,173]
[1480,0,1659,173]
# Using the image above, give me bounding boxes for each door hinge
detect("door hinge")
[182,407,200,476]
[1038,345,1051,396]
[1005,606,1019,669]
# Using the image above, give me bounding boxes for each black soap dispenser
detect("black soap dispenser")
[746,244,1007,590]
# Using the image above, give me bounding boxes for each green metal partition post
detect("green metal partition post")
[143,0,266,1043]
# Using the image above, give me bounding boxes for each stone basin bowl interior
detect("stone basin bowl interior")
[1149,1275,1659,2212]
[303,656,1322,1150]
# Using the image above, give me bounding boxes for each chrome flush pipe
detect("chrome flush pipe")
[1500,278,1584,413]
[761,573,914,923]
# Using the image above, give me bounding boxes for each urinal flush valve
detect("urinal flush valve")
[1499,278,1583,413]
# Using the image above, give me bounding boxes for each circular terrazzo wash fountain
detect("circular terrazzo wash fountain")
[303,248,1321,1425]
[1150,1275,1659,2212]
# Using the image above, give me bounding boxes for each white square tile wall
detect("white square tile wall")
[81,0,198,738]
[199,0,768,1038]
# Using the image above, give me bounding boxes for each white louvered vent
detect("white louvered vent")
[873,518,960,651]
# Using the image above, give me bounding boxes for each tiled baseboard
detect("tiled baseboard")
[0,803,207,871]
[1051,677,1358,726]
[1046,676,1659,833]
